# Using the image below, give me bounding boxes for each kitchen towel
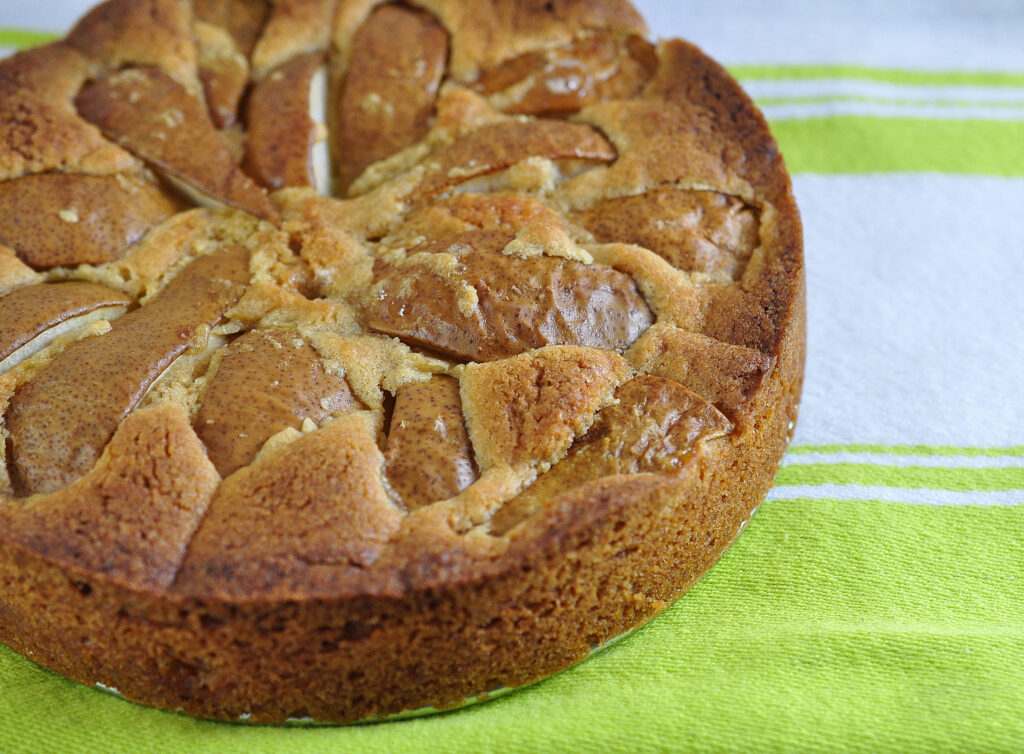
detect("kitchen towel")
[1,1,1022,751]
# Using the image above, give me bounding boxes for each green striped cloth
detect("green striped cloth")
[2,3,1023,752]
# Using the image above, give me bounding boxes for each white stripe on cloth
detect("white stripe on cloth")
[760,101,1024,121]
[635,0,1024,73]
[791,174,1024,449]
[766,484,1024,506]
[782,453,1024,469]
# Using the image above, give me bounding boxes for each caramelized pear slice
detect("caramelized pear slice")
[573,187,760,281]
[0,282,131,371]
[243,52,322,190]
[473,33,657,115]
[363,230,652,362]
[626,324,775,419]
[6,245,250,495]
[415,120,616,202]
[490,375,732,534]
[384,376,477,510]
[0,172,181,269]
[75,67,278,222]
[196,328,359,478]
[195,21,249,129]
[335,3,449,192]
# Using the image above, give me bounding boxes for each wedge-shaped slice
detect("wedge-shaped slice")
[0,173,181,269]
[490,375,732,534]
[174,411,403,601]
[473,33,657,116]
[75,67,278,222]
[334,3,448,192]
[362,230,653,362]
[195,20,249,129]
[196,327,359,477]
[243,52,323,190]
[6,245,250,495]
[413,120,617,202]
[461,346,632,471]
[626,324,775,419]
[383,376,477,510]
[0,404,219,589]
[573,187,759,281]
[0,282,131,372]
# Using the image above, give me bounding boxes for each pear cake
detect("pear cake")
[0,0,805,723]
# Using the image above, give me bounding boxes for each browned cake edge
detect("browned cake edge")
[0,223,803,724]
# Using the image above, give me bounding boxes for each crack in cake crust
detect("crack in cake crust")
[0,0,804,723]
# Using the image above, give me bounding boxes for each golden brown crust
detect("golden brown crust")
[0,0,805,724]
[0,76,139,182]
[67,0,200,94]
[251,0,338,74]
[0,403,218,590]
[175,411,402,601]
[461,346,632,471]
[192,0,270,57]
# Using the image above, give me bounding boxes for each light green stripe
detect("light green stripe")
[776,464,1024,492]
[0,28,59,49]
[731,64,1024,88]
[771,116,1024,175]
[789,444,1024,457]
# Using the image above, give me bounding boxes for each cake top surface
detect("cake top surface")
[0,0,802,605]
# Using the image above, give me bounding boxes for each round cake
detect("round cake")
[0,0,804,723]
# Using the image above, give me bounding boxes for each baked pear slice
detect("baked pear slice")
[362,230,653,362]
[195,20,249,129]
[490,375,732,534]
[412,120,617,202]
[473,32,658,116]
[383,376,478,511]
[6,245,250,495]
[75,67,278,222]
[0,172,181,269]
[0,282,131,373]
[196,328,360,478]
[573,187,760,282]
[243,52,323,190]
[334,3,449,193]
